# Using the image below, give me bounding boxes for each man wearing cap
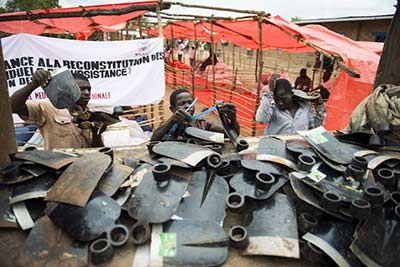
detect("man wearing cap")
[10,69,104,149]
[256,78,325,135]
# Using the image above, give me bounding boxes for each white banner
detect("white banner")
[2,33,165,108]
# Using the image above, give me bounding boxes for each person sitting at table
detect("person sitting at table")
[151,88,229,141]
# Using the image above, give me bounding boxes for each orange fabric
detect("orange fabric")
[0,1,156,37]
[356,41,384,56]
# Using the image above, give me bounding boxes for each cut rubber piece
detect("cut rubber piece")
[0,186,18,228]
[289,173,351,221]
[257,137,297,170]
[98,147,114,162]
[363,186,384,207]
[10,174,57,204]
[230,171,287,200]
[185,127,225,144]
[42,67,81,109]
[229,225,249,249]
[152,141,217,167]
[303,220,362,267]
[301,241,326,264]
[298,127,355,165]
[130,223,151,245]
[345,165,364,181]
[226,192,245,214]
[19,216,88,267]
[107,224,129,247]
[127,171,189,224]
[240,159,281,176]
[45,153,112,207]
[320,191,341,212]
[152,163,171,183]
[350,207,400,267]
[47,191,121,242]
[298,213,318,235]
[217,103,248,152]
[90,238,114,265]
[255,172,275,191]
[286,139,317,158]
[349,199,371,220]
[146,141,161,156]
[376,168,395,189]
[176,171,229,223]
[242,193,299,258]
[164,219,228,267]
[206,153,222,169]
[298,154,316,172]
[388,191,400,207]
[97,164,133,197]
[206,144,223,154]
[14,150,77,170]
[0,162,34,185]
[351,156,368,171]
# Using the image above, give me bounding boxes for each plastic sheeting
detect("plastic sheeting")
[0,1,156,38]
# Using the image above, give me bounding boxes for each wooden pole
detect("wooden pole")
[165,1,265,15]
[374,1,400,88]
[232,44,235,72]
[191,21,197,96]
[230,68,238,103]
[171,25,177,88]
[210,20,216,105]
[0,40,17,164]
[252,16,264,137]
[156,4,165,124]
[0,3,170,21]
[318,54,324,88]
[255,49,259,81]
[138,16,143,39]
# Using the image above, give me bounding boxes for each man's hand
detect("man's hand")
[172,108,191,125]
[268,73,281,93]
[32,69,51,88]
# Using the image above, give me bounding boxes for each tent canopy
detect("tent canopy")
[0,1,158,38]
[152,15,380,130]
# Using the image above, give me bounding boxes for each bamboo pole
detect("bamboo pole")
[165,1,265,15]
[230,68,238,103]
[169,23,177,88]
[125,21,130,40]
[252,16,264,137]
[0,40,17,164]
[156,4,165,124]
[210,20,216,105]
[318,54,324,88]
[191,21,197,96]
[0,3,170,21]
[255,49,259,81]
[138,15,143,39]
[232,44,235,72]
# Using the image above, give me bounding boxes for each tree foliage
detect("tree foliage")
[291,16,302,22]
[2,0,60,12]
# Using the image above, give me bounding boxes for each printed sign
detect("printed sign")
[2,33,165,108]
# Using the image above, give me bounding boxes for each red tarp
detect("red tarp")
[0,1,157,38]
[356,41,384,55]
[155,16,380,130]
